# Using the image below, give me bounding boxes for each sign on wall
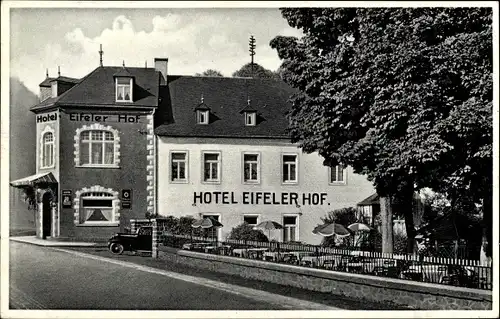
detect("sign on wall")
[62,190,73,208]
[193,191,330,206]
[121,189,132,209]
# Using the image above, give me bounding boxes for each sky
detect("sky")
[9,7,303,95]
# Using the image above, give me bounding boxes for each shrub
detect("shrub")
[394,233,408,254]
[228,223,269,242]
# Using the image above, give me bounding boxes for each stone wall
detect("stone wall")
[162,250,492,310]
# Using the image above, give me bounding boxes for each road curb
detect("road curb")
[52,247,341,311]
[10,237,107,248]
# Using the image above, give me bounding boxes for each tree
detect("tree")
[232,62,280,79]
[195,69,223,77]
[227,223,269,242]
[271,8,493,255]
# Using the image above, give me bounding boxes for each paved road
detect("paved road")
[9,241,337,310]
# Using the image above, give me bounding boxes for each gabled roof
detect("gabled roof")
[31,66,161,111]
[194,103,211,111]
[155,76,296,139]
[239,103,258,114]
[357,193,380,206]
[113,67,135,78]
[39,77,56,87]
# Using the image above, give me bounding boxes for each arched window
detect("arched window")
[40,126,55,169]
[73,186,120,226]
[74,124,120,167]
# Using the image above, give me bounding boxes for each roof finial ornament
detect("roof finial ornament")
[58,66,61,77]
[201,94,204,104]
[99,44,104,67]
[122,60,125,67]
[145,60,147,68]
[46,68,49,78]
[247,96,251,106]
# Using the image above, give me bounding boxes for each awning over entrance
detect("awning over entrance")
[10,172,57,188]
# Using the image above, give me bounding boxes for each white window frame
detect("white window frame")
[74,124,120,168]
[170,151,189,183]
[242,152,260,184]
[115,77,133,102]
[40,125,55,169]
[329,165,347,185]
[281,153,298,184]
[73,185,120,226]
[245,112,256,126]
[201,151,221,184]
[282,214,300,242]
[197,110,209,124]
[243,214,260,227]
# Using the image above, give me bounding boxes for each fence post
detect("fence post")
[152,219,158,259]
[130,219,137,234]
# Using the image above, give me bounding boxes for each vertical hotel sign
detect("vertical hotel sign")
[121,189,132,209]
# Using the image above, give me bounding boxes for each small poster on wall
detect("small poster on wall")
[62,190,72,208]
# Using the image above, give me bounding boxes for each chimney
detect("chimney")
[154,58,168,83]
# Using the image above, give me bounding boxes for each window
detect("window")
[282,154,298,183]
[80,131,115,166]
[245,112,256,126]
[73,186,120,226]
[203,152,221,183]
[330,165,346,184]
[51,82,57,98]
[243,215,259,226]
[283,216,298,242]
[74,124,120,168]
[243,153,259,183]
[41,132,54,168]
[171,152,188,182]
[197,110,209,124]
[116,77,132,102]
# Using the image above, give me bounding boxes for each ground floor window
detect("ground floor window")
[283,215,298,242]
[73,186,120,225]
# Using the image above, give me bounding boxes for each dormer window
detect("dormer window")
[116,77,133,102]
[197,110,209,125]
[51,81,58,98]
[245,112,256,126]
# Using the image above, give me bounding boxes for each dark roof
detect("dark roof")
[357,193,380,206]
[40,76,81,87]
[155,76,296,138]
[239,103,258,114]
[113,67,135,78]
[31,66,161,111]
[194,102,211,111]
[39,77,56,87]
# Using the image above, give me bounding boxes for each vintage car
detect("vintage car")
[107,226,153,254]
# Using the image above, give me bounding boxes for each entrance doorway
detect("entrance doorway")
[42,192,52,239]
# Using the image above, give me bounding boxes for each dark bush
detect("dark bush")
[228,223,269,242]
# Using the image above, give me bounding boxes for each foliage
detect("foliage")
[20,187,38,211]
[232,62,280,79]
[195,69,223,77]
[393,233,408,254]
[227,222,269,242]
[271,8,493,254]
[321,207,358,227]
[320,207,358,247]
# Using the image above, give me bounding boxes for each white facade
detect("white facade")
[157,136,376,245]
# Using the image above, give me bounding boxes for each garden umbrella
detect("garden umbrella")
[348,223,372,247]
[254,220,283,239]
[192,217,223,244]
[312,223,351,237]
[191,217,223,229]
[347,223,372,232]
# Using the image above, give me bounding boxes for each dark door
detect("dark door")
[42,192,52,239]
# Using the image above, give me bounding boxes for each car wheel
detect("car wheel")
[110,243,124,255]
